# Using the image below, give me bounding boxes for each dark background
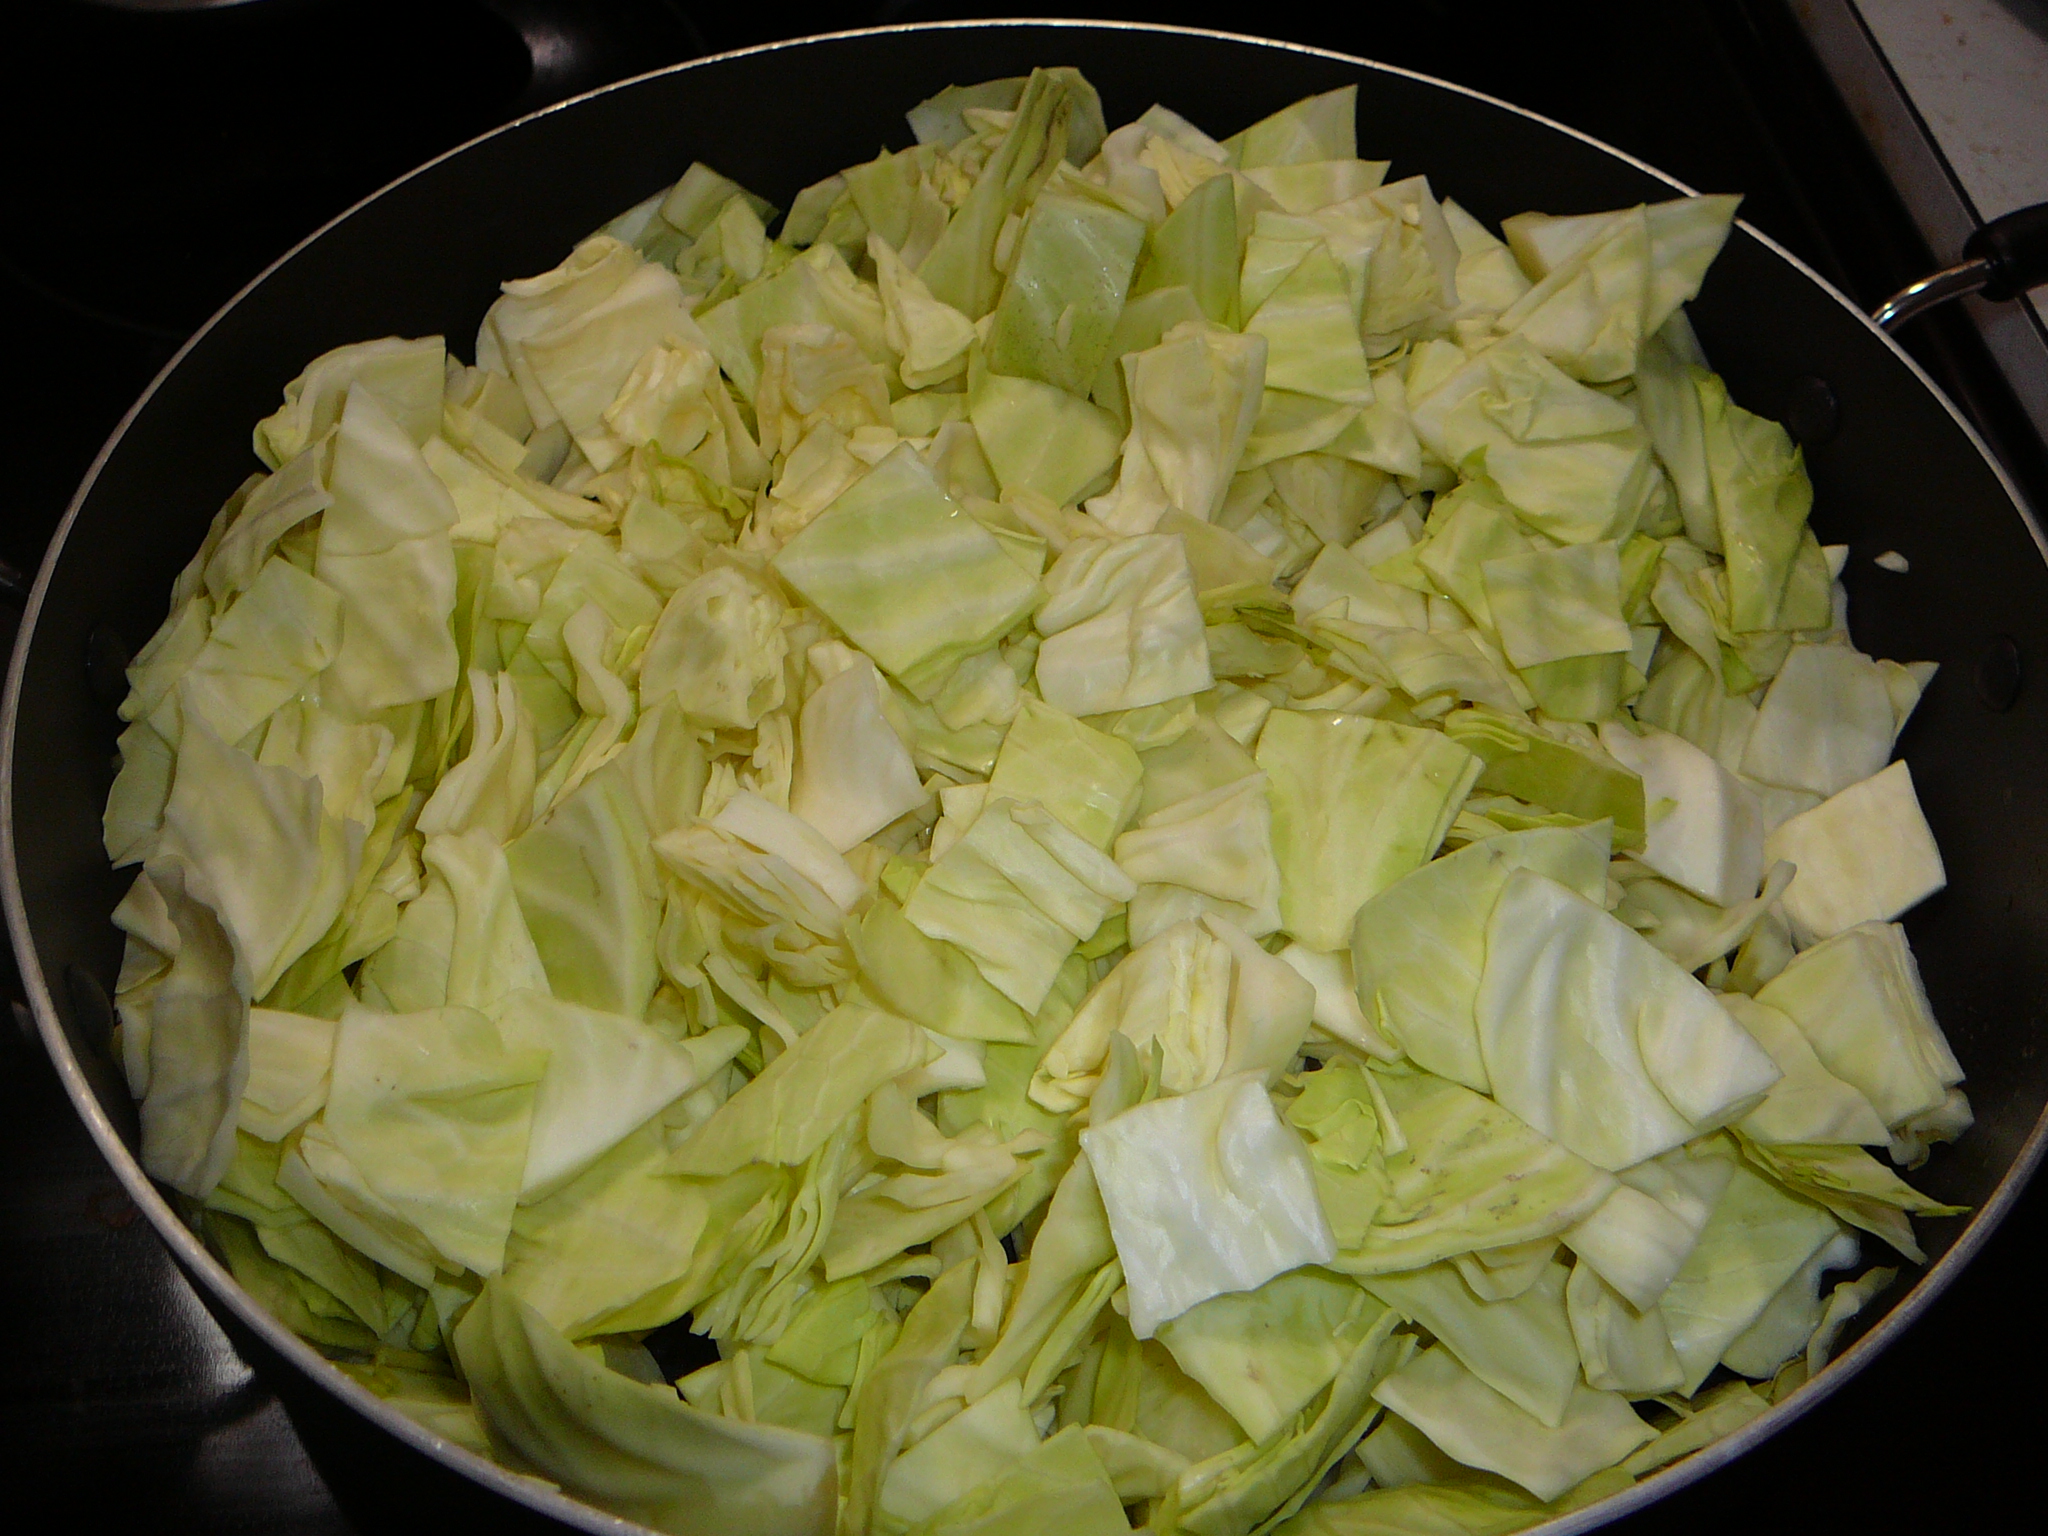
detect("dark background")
[2,0,2040,1527]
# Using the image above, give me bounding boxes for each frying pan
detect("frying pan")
[5,20,2046,1536]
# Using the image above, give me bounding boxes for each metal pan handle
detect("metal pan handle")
[1874,201,2048,331]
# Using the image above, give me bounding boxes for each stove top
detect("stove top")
[3,3,2041,1530]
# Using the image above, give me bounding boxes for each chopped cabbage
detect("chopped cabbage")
[104,70,1966,1536]
[1082,1071,1336,1338]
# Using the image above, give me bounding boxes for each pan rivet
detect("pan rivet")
[86,625,132,712]
[1784,376,1840,445]
[1977,634,2022,711]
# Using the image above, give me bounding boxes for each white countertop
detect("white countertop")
[1855,0,2048,327]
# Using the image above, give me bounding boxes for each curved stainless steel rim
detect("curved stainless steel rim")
[4,19,2043,1534]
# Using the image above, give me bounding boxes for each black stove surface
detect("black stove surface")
[3,2,2040,1529]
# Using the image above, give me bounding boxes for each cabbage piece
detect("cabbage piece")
[668,1002,929,1177]
[766,1274,889,1389]
[1085,322,1266,536]
[1744,921,1949,1138]
[494,989,742,1199]
[1763,762,1946,944]
[238,1007,336,1142]
[1494,197,1736,383]
[1442,707,1646,850]
[418,671,537,844]
[1114,774,1283,942]
[1477,871,1781,1170]
[754,322,891,462]
[592,339,769,488]
[1364,1260,1579,1428]
[962,1152,1119,1403]
[1033,914,1312,1111]
[1605,860,1785,978]
[1138,714,1262,815]
[1597,723,1764,907]
[913,78,1032,145]
[282,1004,544,1283]
[693,243,886,399]
[313,388,459,714]
[1283,1061,1393,1251]
[513,530,656,682]
[1403,484,1529,634]
[480,237,638,423]
[502,1120,720,1338]
[844,1262,977,1534]
[175,558,342,747]
[1291,541,1428,631]
[1248,242,1376,406]
[255,335,445,467]
[1657,1158,1840,1393]
[1736,1140,1962,1262]
[1723,993,1890,1146]
[1560,1144,1736,1310]
[520,261,712,468]
[161,716,360,1002]
[873,236,975,389]
[920,68,1105,319]
[1082,1425,1188,1502]
[989,696,1143,849]
[903,796,1136,1012]
[1411,337,1655,546]
[1082,1070,1336,1338]
[1244,160,1389,223]
[1610,1381,1769,1483]
[1130,171,1241,326]
[655,821,851,992]
[849,900,1035,1046]
[1034,533,1213,716]
[1370,1345,1652,1503]
[968,354,1127,506]
[791,655,928,851]
[902,1424,1127,1536]
[1564,1261,1685,1396]
[1740,643,1903,797]
[1720,1229,1859,1379]
[1159,1309,1410,1536]
[879,1378,1044,1528]
[1633,335,1716,553]
[843,146,946,269]
[398,829,549,1015]
[1089,1320,1248,1466]
[1157,1268,1381,1443]
[115,862,250,1196]
[987,191,1147,395]
[1334,622,1531,717]
[509,769,660,1016]
[639,565,787,729]
[454,1280,835,1536]
[774,446,1042,700]
[1330,1069,1615,1274]
[1280,944,1398,1059]
[1226,87,1358,168]
[822,1122,1037,1281]
[1257,711,1481,951]
[1697,372,1813,633]
[1481,541,1630,671]
[710,791,864,913]
[1351,823,1610,1091]
[105,717,179,868]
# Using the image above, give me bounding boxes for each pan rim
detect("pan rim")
[4,19,2043,1535]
